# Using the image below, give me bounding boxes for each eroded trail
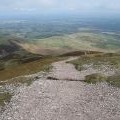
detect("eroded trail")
[48,57,82,81]
[1,57,120,120]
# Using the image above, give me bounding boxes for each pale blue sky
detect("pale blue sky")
[0,0,120,15]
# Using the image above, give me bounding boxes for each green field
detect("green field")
[17,32,120,55]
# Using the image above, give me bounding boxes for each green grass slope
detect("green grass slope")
[17,32,120,55]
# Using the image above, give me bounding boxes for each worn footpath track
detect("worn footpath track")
[1,57,120,120]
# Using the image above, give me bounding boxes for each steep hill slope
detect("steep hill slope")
[0,36,43,73]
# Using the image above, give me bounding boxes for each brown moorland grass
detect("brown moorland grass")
[0,56,65,81]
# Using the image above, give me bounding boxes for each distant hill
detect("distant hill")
[15,32,120,55]
[0,36,43,72]
[1,31,120,57]
[0,31,120,76]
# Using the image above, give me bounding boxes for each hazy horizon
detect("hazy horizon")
[0,0,120,18]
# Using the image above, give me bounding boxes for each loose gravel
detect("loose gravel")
[1,57,120,120]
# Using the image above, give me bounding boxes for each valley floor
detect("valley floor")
[1,57,120,120]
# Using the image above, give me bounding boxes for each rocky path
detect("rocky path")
[48,57,115,81]
[1,57,120,120]
[47,57,82,81]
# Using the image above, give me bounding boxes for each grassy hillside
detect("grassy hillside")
[1,30,120,56]
[1,31,120,81]
[0,30,120,82]
[0,56,65,82]
[17,32,120,55]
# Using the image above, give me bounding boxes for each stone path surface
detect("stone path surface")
[47,57,82,81]
[1,57,120,120]
[48,57,116,81]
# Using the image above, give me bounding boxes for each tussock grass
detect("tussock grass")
[85,73,107,84]
[107,74,120,88]
[70,53,120,87]
[0,92,12,106]
[71,53,120,71]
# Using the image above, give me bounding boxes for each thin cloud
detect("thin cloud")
[0,0,120,14]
